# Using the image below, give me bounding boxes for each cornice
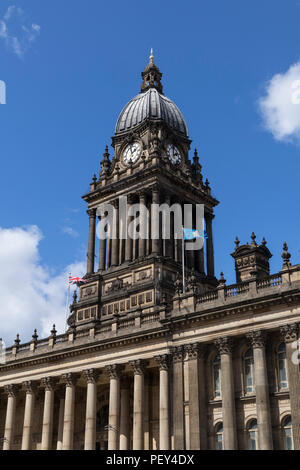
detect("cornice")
[1,283,300,374]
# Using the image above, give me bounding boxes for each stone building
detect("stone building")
[1,52,300,451]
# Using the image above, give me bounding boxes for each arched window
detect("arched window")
[278,343,288,390]
[213,355,221,398]
[282,415,293,450]
[215,422,223,450]
[244,348,255,394]
[248,419,258,450]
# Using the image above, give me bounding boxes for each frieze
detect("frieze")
[81,283,98,299]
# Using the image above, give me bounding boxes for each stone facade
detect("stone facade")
[0,53,300,450]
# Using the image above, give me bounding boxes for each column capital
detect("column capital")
[152,184,160,193]
[62,373,79,387]
[110,199,119,209]
[87,208,96,218]
[41,377,58,391]
[127,194,136,205]
[280,323,298,343]
[4,384,18,397]
[184,342,206,360]
[246,330,267,348]
[129,359,147,375]
[138,190,147,200]
[106,364,122,380]
[22,381,38,394]
[214,336,234,355]
[82,368,101,384]
[171,345,185,363]
[154,354,170,371]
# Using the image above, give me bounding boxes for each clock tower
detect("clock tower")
[68,51,219,330]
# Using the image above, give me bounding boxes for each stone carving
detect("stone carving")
[129,359,147,375]
[82,369,101,384]
[106,364,122,380]
[280,323,298,343]
[214,336,234,355]
[4,384,18,397]
[185,342,206,359]
[154,354,170,371]
[246,330,266,348]
[41,377,58,391]
[22,381,38,394]
[171,345,185,363]
[61,373,79,387]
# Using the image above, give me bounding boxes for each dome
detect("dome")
[115,50,188,137]
[115,88,189,136]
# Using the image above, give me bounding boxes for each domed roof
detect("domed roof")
[115,88,188,136]
[115,50,189,137]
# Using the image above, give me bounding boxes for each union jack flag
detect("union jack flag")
[69,275,88,285]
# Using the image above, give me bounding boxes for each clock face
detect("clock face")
[167,144,181,165]
[123,142,142,165]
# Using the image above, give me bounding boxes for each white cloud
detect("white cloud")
[0,5,40,58]
[258,61,300,144]
[0,226,85,346]
[4,5,16,21]
[0,20,7,38]
[62,226,80,238]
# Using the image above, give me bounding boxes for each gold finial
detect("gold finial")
[150,48,154,65]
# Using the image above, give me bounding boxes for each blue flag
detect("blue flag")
[183,228,208,240]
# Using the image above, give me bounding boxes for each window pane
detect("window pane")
[214,364,221,397]
[217,434,223,450]
[249,431,257,450]
[245,359,253,393]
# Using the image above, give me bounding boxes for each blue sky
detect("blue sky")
[1,0,300,343]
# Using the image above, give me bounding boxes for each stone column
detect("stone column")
[62,373,78,450]
[205,213,215,277]
[152,186,161,255]
[107,364,121,450]
[172,346,185,450]
[3,385,18,451]
[215,337,237,450]
[125,197,133,262]
[155,355,170,450]
[130,360,146,450]
[185,343,207,449]
[98,216,107,271]
[281,324,300,449]
[119,377,130,450]
[146,200,151,256]
[144,373,150,450]
[56,390,65,450]
[41,377,57,450]
[107,238,112,268]
[111,200,119,267]
[138,192,147,259]
[163,194,172,258]
[87,208,96,274]
[83,369,100,450]
[247,330,273,450]
[21,381,38,450]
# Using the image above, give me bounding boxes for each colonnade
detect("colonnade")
[2,329,298,450]
[86,186,215,276]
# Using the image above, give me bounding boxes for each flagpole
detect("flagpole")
[65,272,71,331]
[182,226,186,294]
